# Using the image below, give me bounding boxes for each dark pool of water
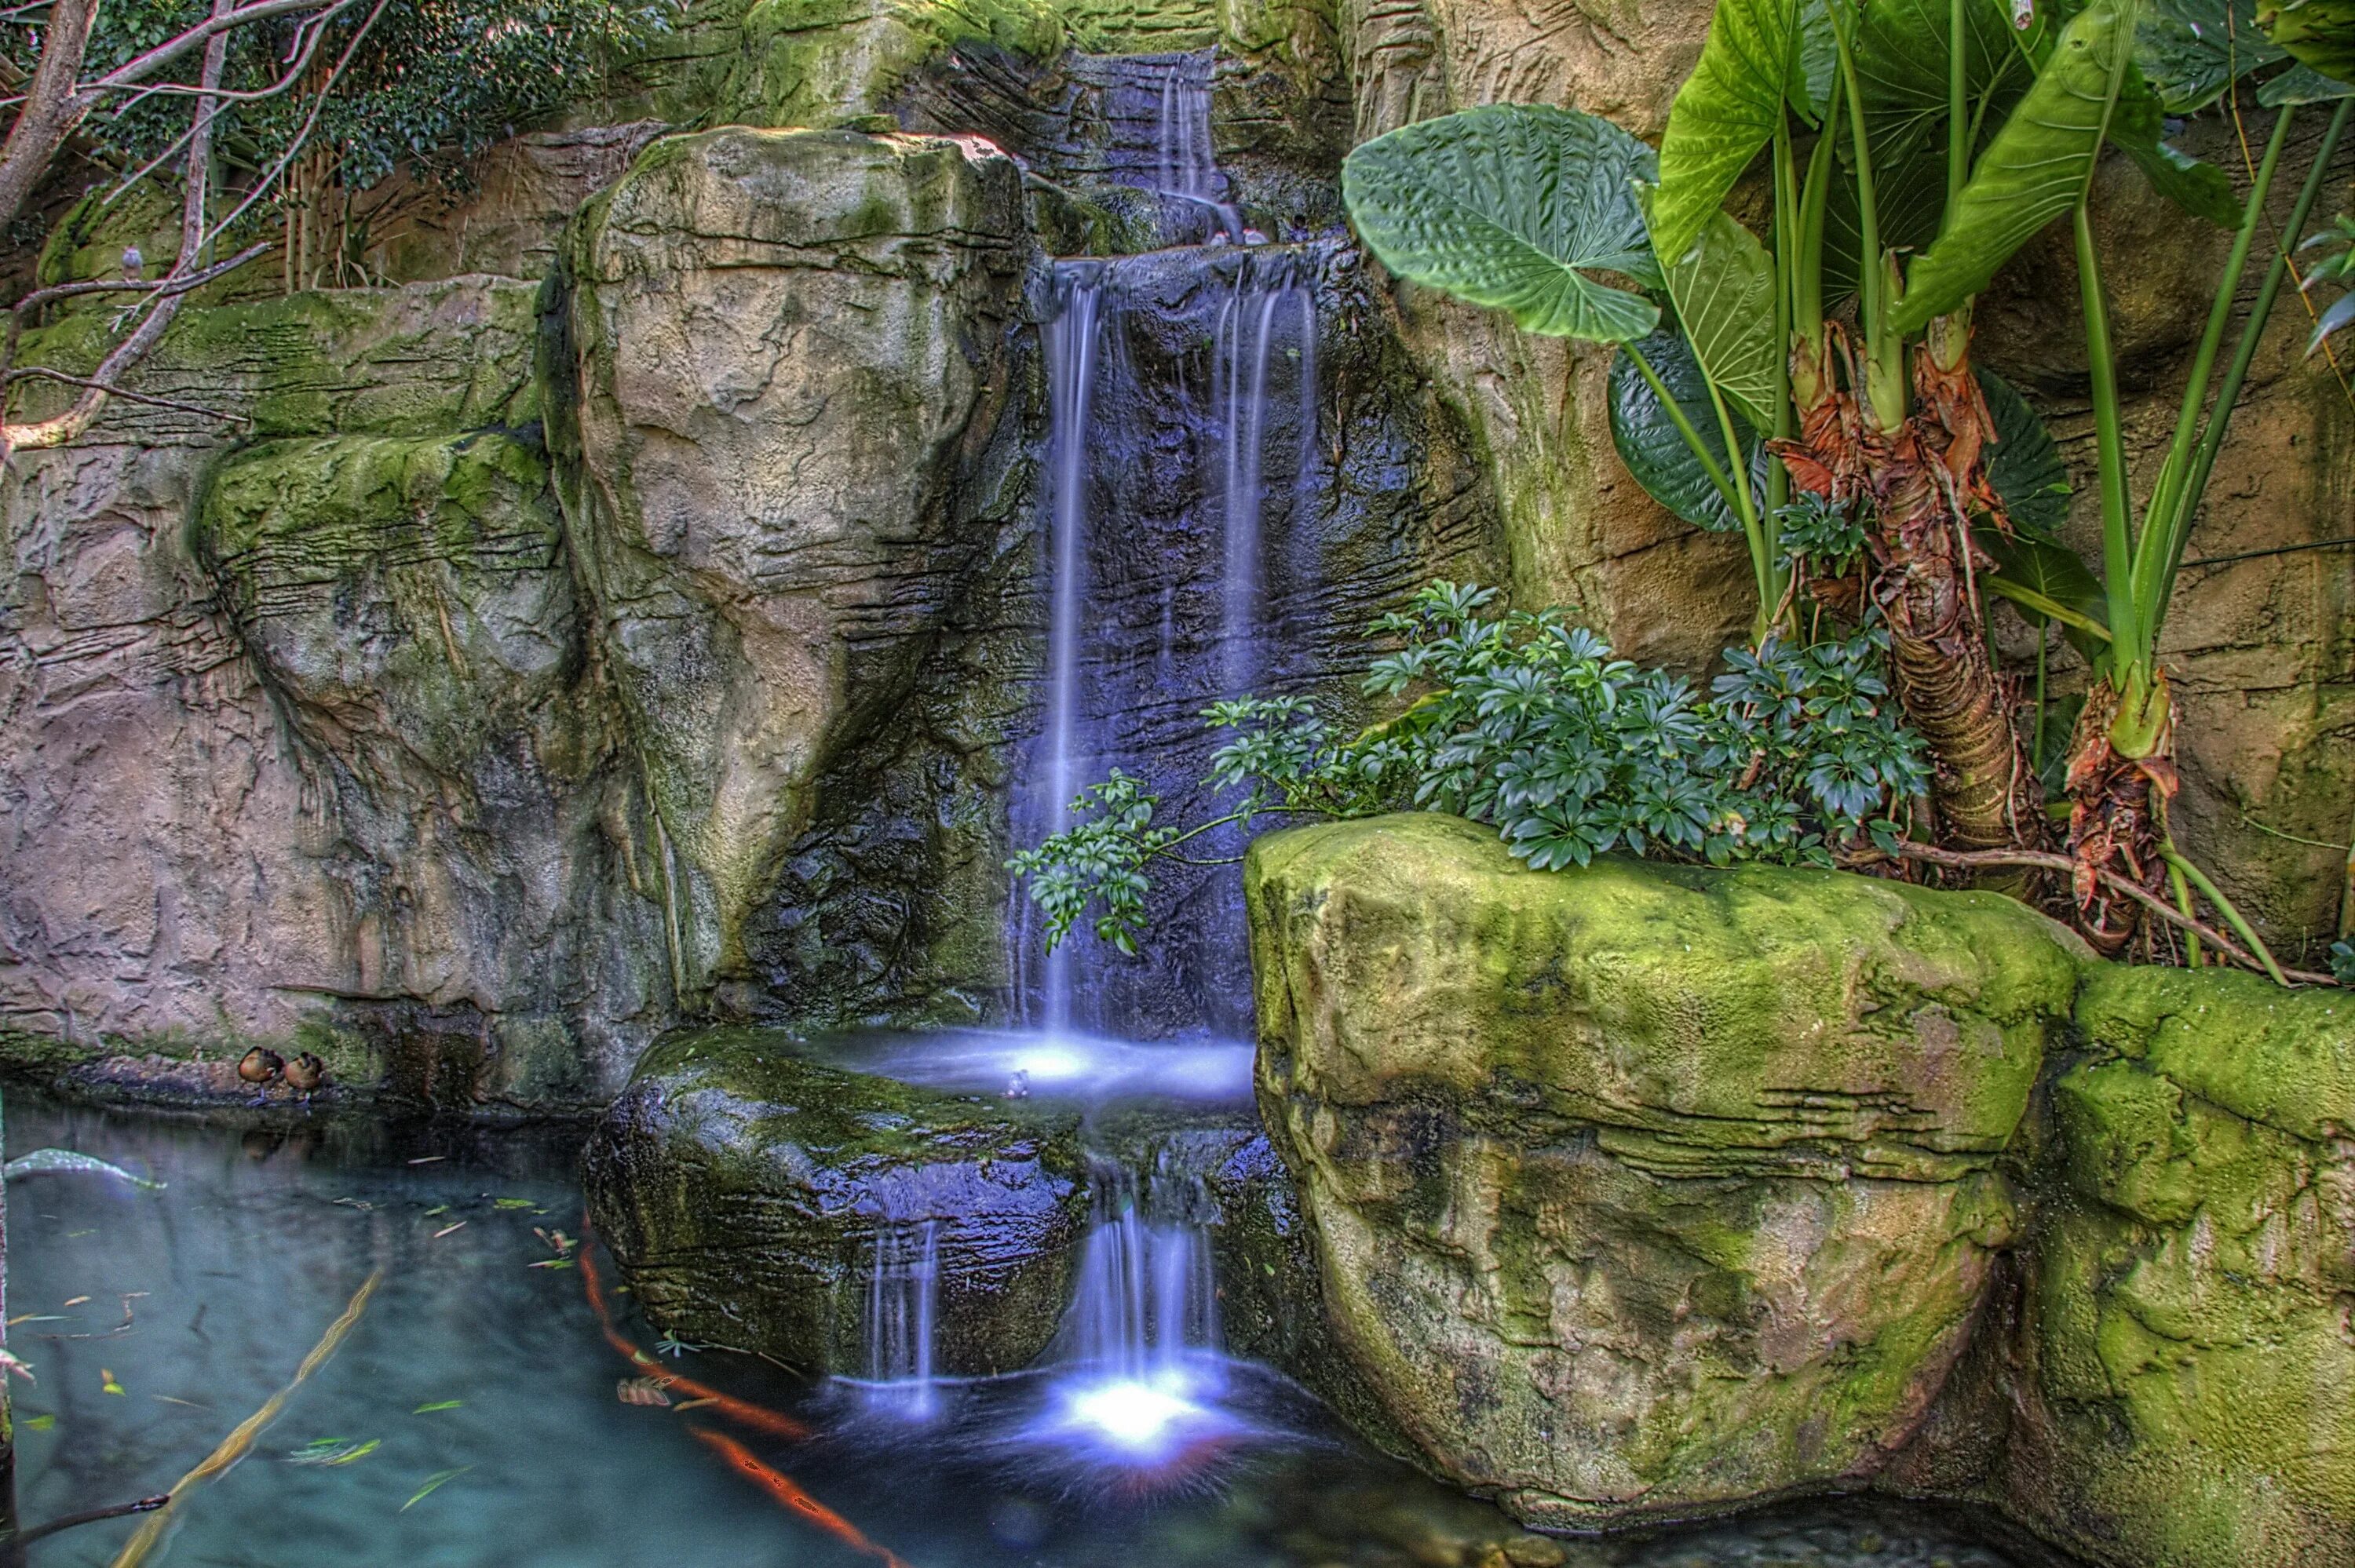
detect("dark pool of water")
[2,1096,2057,1568]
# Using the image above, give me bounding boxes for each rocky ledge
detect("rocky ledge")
[1245,813,2355,1568]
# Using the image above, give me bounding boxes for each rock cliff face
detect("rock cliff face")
[1245,814,2355,1565]
[0,279,667,1110]
[549,127,1036,1023]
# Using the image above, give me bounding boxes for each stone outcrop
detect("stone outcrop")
[1244,811,2355,1564]
[1908,965,2355,1568]
[0,279,667,1111]
[582,1026,1090,1373]
[1245,812,2081,1527]
[548,126,1036,1023]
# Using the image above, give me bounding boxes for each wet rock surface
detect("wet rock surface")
[582,1026,1090,1375]
[1247,814,2083,1529]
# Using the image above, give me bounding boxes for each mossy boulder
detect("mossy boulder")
[582,1028,1090,1374]
[1987,965,2355,1568]
[1246,813,2084,1528]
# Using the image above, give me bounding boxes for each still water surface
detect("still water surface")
[5,1097,2048,1568]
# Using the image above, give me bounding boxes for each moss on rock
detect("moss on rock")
[1988,967,2355,1568]
[1246,813,2082,1528]
[582,1028,1090,1374]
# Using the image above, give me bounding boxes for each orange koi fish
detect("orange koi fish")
[689,1426,915,1568]
[577,1220,810,1441]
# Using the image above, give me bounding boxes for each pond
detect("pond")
[3,1095,2065,1568]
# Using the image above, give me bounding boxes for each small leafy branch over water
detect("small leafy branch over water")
[1011,582,1930,954]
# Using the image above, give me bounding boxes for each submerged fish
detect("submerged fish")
[3,1148,166,1189]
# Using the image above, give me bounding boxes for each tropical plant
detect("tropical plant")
[1342,0,2345,974]
[0,0,669,454]
[1011,582,1930,954]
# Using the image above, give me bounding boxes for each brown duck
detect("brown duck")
[237,1047,283,1087]
[283,1052,327,1096]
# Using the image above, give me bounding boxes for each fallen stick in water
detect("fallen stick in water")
[0,1494,169,1566]
[108,1271,382,1568]
[688,1427,915,1568]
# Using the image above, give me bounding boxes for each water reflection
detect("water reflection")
[3,1097,2056,1568]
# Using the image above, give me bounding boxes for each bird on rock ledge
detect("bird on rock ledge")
[283,1052,327,1097]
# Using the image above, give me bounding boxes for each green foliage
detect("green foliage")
[2295,212,2355,349]
[1896,0,2138,332]
[1653,0,1824,268]
[5,0,673,209]
[1659,208,1780,431]
[2258,0,2355,80]
[1608,325,1762,534]
[1339,104,1663,344]
[1010,583,1930,952]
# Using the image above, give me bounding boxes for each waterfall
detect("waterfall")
[1214,257,1319,689]
[1150,53,1240,242]
[1034,270,1106,1037]
[862,1220,942,1417]
[1060,1172,1221,1382]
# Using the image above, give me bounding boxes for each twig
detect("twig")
[5,367,249,424]
[1862,841,2336,986]
[198,0,392,256]
[0,241,268,385]
[2,1495,169,1565]
[107,1271,381,1568]
[2178,534,2355,571]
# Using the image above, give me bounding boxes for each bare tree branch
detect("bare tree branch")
[0,240,271,379]
[0,0,100,227]
[1860,841,2339,986]
[5,366,250,424]
[199,0,391,253]
[4,0,239,457]
[87,0,348,94]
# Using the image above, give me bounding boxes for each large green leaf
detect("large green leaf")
[2258,59,2355,98]
[2139,0,2286,111]
[2112,69,2245,224]
[1980,529,2114,665]
[1659,209,1780,432]
[1608,326,1764,534]
[1342,105,1663,344]
[1977,368,2072,539]
[2258,0,2355,81]
[1893,0,2138,334]
[1856,0,2052,168]
[1654,0,1812,270]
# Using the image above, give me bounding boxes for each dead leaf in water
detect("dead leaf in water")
[101,1369,126,1395]
[401,1467,471,1510]
[616,1376,674,1407]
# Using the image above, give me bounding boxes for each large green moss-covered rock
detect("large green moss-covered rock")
[582,1028,1089,1373]
[1984,965,2355,1568]
[1247,812,2084,1528]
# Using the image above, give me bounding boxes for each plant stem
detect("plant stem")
[2032,630,2048,773]
[1623,340,1747,520]
[2168,855,2203,967]
[1827,12,1879,308]
[2161,95,2355,628]
[2163,846,2291,986]
[2074,199,2140,682]
[1949,0,1970,212]
[2137,102,2295,637]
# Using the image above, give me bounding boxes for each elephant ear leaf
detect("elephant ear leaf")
[2138,0,2284,114]
[1609,326,1762,534]
[1977,368,2072,540]
[1657,208,1780,432]
[1654,0,1811,271]
[2257,0,2355,82]
[1893,0,2138,334]
[1342,104,1663,344]
[1980,531,2114,667]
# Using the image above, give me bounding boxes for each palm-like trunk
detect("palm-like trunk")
[1776,323,2041,854]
